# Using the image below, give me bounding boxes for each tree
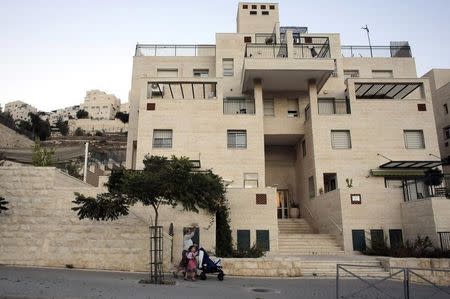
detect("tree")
[115,112,129,123]
[72,155,227,283]
[0,197,8,214]
[74,127,85,136]
[28,112,51,141]
[32,141,54,166]
[424,168,444,187]
[76,109,89,119]
[56,117,69,136]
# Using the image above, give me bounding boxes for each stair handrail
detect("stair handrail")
[328,215,343,233]
[299,202,314,220]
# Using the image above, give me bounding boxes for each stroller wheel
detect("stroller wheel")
[218,271,224,281]
[200,272,207,280]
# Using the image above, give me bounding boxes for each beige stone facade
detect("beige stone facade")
[0,167,215,271]
[4,100,38,122]
[125,2,449,255]
[81,90,120,120]
[68,118,127,134]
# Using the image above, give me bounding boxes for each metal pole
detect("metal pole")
[362,25,373,57]
[336,265,340,299]
[83,141,88,182]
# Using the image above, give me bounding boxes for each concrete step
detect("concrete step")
[278,234,337,239]
[278,251,346,255]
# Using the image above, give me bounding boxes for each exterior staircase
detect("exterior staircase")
[278,218,345,255]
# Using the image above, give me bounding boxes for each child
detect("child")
[184,245,198,281]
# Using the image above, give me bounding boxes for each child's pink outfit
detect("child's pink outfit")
[186,251,197,272]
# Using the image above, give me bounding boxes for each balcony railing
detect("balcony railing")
[245,43,288,58]
[135,44,216,57]
[341,45,412,58]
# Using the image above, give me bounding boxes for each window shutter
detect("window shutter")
[404,130,424,149]
[331,130,351,149]
[318,99,335,114]
[352,230,366,251]
[237,230,250,251]
[263,99,274,116]
[256,230,270,251]
[153,129,172,148]
[157,69,178,77]
[223,59,234,76]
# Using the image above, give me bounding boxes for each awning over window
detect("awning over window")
[371,169,426,177]
[355,82,421,99]
[379,160,443,169]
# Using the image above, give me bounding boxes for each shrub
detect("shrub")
[231,243,265,258]
[76,109,89,119]
[95,130,103,136]
[74,127,85,136]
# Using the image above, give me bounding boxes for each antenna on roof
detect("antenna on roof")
[361,25,373,58]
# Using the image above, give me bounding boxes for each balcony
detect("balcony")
[341,42,412,58]
[147,78,217,100]
[346,78,426,101]
[135,44,216,57]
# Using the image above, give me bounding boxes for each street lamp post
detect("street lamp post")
[361,25,373,58]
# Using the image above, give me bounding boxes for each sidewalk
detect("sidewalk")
[0,265,447,299]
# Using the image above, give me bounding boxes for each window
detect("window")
[385,178,403,188]
[223,58,234,76]
[260,5,266,9]
[287,98,299,117]
[256,230,270,251]
[263,99,274,116]
[223,97,255,114]
[389,229,403,249]
[331,130,351,149]
[404,130,425,149]
[323,173,337,193]
[237,230,250,251]
[244,173,258,188]
[227,130,247,148]
[251,4,257,9]
[269,4,275,9]
[157,68,178,77]
[444,126,450,140]
[152,129,172,148]
[262,11,269,15]
[302,140,306,157]
[370,229,384,250]
[193,69,209,78]
[352,230,366,251]
[318,98,350,115]
[250,10,257,15]
[308,176,315,198]
[244,36,252,43]
[444,104,449,114]
[343,70,359,80]
[242,4,248,9]
[372,70,393,78]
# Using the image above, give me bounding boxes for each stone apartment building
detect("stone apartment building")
[81,90,120,120]
[126,2,450,254]
[422,69,450,178]
[4,100,38,123]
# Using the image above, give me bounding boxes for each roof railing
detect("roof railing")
[135,44,216,57]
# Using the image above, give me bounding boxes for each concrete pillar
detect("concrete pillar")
[286,30,294,58]
[254,78,264,115]
[253,78,265,187]
[308,79,318,115]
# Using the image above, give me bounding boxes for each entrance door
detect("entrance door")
[277,190,290,219]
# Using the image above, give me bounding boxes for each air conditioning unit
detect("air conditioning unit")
[150,83,164,97]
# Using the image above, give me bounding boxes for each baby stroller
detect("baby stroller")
[197,247,224,281]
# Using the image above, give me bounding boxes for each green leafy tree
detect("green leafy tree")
[76,109,89,119]
[74,127,85,136]
[56,117,69,136]
[32,141,55,166]
[28,112,51,141]
[72,155,228,282]
[0,197,8,214]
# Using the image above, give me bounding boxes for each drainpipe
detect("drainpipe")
[83,141,89,182]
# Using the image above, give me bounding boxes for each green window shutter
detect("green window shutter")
[370,229,384,250]
[389,229,403,249]
[237,230,250,251]
[352,230,366,251]
[256,230,270,251]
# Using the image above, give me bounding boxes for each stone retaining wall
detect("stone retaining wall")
[380,257,450,286]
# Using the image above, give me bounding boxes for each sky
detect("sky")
[1,0,449,112]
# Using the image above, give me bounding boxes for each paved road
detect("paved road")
[0,266,448,299]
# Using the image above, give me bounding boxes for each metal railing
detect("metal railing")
[244,43,288,58]
[135,44,216,57]
[318,99,351,115]
[337,264,450,299]
[438,232,450,251]
[341,45,412,58]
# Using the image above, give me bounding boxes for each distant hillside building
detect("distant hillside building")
[81,90,120,120]
[4,100,38,122]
